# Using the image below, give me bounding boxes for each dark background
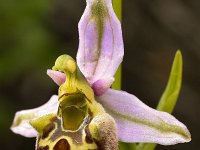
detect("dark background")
[0,0,199,149]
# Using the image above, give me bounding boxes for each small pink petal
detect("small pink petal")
[92,77,114,96]
[10,95,58,137]
[47,69,66,85]
[97,89,191,145]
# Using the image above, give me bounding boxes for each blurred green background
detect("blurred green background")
[0,0,199,149]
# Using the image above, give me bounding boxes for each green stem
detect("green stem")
[112,0,122,21]
[112,65,122,90]
[112,0,122,90]
[112,0,122,88]
[112,0,136,150]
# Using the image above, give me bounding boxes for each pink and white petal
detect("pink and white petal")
[92,77,114,96]
[10,95,58,137]
[47,69,66,86]
[97,89,191,145]
[77,0,124,86]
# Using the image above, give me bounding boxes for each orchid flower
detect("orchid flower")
[11,0,191,149]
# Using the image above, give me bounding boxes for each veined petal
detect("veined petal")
[97,89,191,145]
[10,95,58,137]
[47,69,66,86]
[77,0,124,87]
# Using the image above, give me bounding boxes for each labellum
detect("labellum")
[31,55,118,150]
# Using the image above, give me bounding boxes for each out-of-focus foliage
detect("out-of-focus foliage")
[0,0,57,82]
[0,0,58,149]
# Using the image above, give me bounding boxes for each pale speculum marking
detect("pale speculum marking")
[36,108,101,149]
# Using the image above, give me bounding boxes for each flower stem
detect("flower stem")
[112,65,122,90]
[112,0,136,150]
[112,0,122,90]
[112,0,122,21]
